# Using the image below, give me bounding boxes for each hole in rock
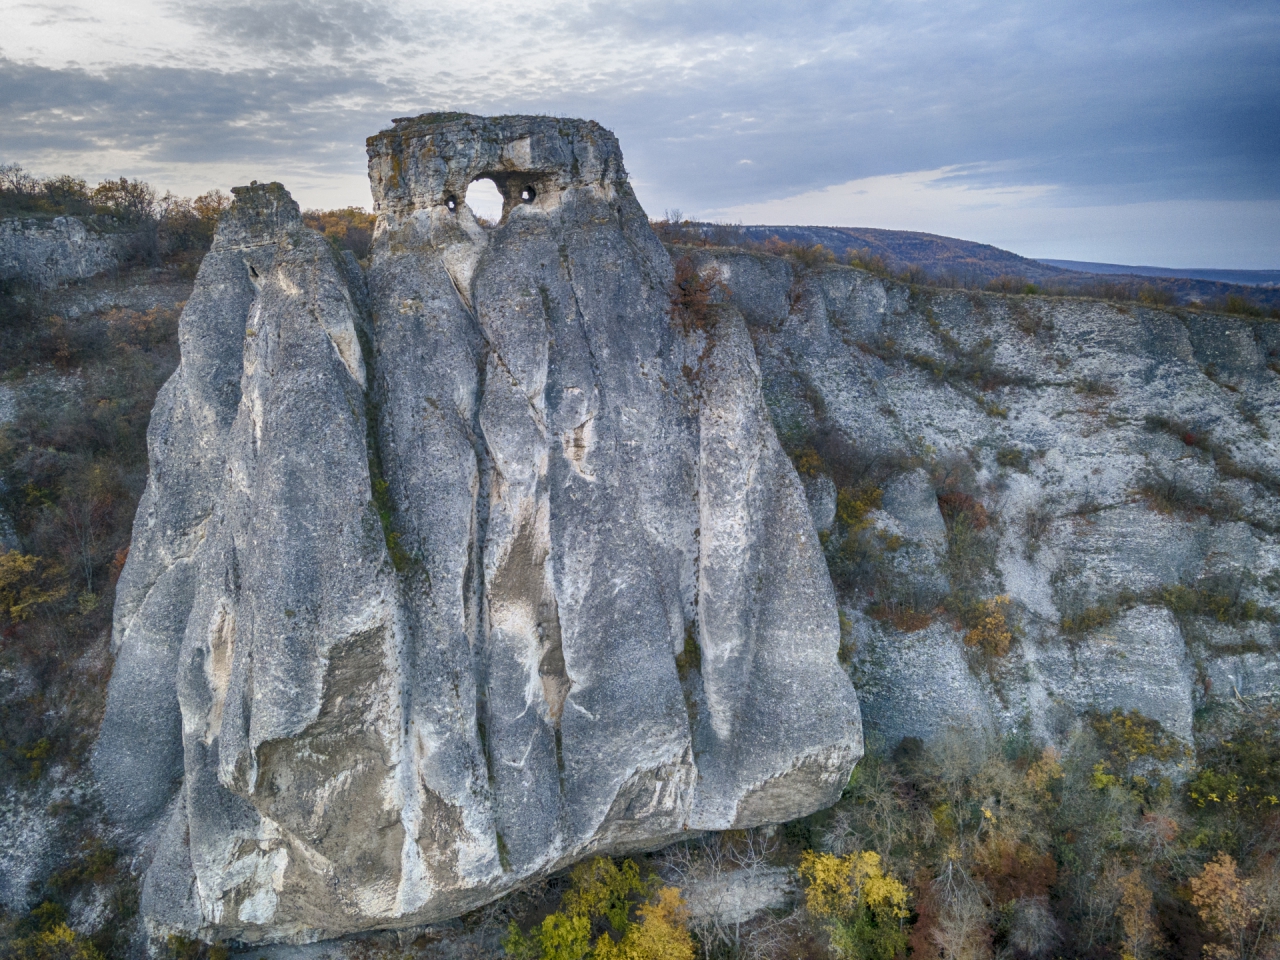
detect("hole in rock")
[466,177,504,224]
[445,195,458,212]
[520,184,536,203]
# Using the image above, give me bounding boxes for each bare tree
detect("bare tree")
[660,830,793,959]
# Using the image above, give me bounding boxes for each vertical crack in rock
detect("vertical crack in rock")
[97,116,862,944]
[202,604,235,745]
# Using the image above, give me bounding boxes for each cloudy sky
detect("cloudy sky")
[2,0,1277,267]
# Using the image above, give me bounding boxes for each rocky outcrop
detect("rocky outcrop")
[96,118,860,944]
[95,112,1280,952]
[683,247,1280,751]
[0,216,134,288]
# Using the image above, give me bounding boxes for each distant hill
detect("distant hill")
[722,224,1072,284]
[673,222,1280,312]
[1038,259,1280,288]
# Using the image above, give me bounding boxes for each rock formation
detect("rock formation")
[675,246,1280,751]
[90,112,1280,952]
[95,115,861,944]
[0,215,134,288]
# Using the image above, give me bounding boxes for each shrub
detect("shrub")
[0,297,179,782]
[792,446,825,477]
[1061,599,1122,635]
[1117,868,1162,960]
[502,858,693,960]
[1074,376,1117,397]
[1,164,93,217]
[1188,854,1263,960]
[1207,295,1267,319]
[937,491,989,531]
[1188,706,1280,819]
[0,165,232,276]
[761,237,837,269]
[592,888,694,960]
[303,207,376,261]
[158,191,230,274]
[1061,576,1276,638]
[1136,466,1219,519]
[1155,582,1275,626]
[868,602,935,632]
[667,256,727,335]
[1023,502,1054,559]
[6,922,104,960]
[995,446,1030,473]
[0,551,68,623]
[985,275,1036,295]
[826,483,903,601]
[1136,285,1177,306]
[847,248,893,278]
[963,596,1013,658]
[1088,709,1189,771]
[836,484,882,530]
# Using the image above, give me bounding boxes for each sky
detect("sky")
[1,0,1278,268]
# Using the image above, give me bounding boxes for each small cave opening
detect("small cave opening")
[465,177,504,224]
[519,184,536,203]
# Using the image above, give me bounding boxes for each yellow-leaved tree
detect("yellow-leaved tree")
[799,850,910,960]
[503,858,694,960]
[1188,853,1272,960]
[593,887,694,960]
[0,550,67,623]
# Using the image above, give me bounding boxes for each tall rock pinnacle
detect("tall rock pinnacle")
[95,115,861,944]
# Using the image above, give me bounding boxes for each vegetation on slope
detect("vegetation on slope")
[487,709,1280,960]
[653,216,1280,319]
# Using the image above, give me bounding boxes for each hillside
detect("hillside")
[1040,259,1280,287]
[677,222,1280,312]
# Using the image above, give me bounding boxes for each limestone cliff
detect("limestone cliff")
[679,247,1280,751]
[0,215,135,288]
[95,116,861,944]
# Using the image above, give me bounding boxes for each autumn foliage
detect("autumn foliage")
[503,857,694,960]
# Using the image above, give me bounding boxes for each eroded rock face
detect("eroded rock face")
[683,248,1280,752]
[0,216,134,288]
[95,117,861,944]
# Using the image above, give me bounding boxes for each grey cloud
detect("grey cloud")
[2,0,1277,231]
[177,0,414,57]
[559,0,1280,213]
[0,57,413,188]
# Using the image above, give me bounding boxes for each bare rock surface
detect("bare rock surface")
[96,116,860,944]
[0,216,135,288]
[690,248,1280,752]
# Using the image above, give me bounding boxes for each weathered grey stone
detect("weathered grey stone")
[95,111,1280,948]
[880,469,947,548]
[1204,650,1280,703]
[848,615,997,748]
[802,474,836,531]
[0,785,58,909]
[99,118,860,944]
[95,183,296,840]
[680,865,796,925]
[0,216,134,288]
[1035,606,1196,742]
[712,249,1279,752]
